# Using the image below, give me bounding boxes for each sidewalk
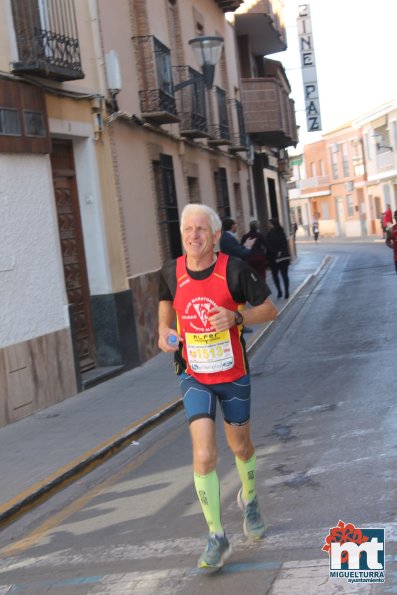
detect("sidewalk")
[0,248,327,526]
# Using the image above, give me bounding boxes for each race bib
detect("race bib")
[185,330,234,374]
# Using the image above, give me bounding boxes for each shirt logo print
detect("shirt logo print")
[193,303,212,327]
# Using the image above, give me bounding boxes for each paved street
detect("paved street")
[0,241,396,594]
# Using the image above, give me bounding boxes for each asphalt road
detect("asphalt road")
[0,242,396,594]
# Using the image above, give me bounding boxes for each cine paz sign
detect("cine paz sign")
[297,4,322,132]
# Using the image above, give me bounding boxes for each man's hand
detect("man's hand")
[208,307,235,331]
[244,237,255,249]
[158,301,180,352]
[158,328,181,352]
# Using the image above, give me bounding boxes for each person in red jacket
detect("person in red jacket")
[158,204,277,570]
[386,210,397,274]
[383,204,393,230]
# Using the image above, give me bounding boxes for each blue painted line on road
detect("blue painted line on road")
[188,560,280,576]
[6,576,102,592]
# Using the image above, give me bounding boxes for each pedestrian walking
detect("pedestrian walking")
[383,204,393,230]
[386,209,397,274]
[240,220,267,279]
[265,217,291,299]
[312,219,319,241]
[219,217,255,259]
[158,203,277,570]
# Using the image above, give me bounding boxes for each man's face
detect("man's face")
[182,214,219,260]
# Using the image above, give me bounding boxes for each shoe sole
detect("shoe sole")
[198,544,233,570]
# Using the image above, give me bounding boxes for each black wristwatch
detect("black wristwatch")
[234,310,244,326]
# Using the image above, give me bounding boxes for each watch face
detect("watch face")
[235,311,243,325]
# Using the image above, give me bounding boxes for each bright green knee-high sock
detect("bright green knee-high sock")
[235,453,257,503]
[194,470,224,535]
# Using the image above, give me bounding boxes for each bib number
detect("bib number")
[185,330,234,373]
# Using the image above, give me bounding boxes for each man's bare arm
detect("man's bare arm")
[241,298,278,326]
[158,300,180,352]
[208,298,277,332]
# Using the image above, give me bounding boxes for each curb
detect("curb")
[0,399,183,528]
[0,256,331,529]
[247,255,331,357]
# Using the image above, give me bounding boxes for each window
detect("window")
[187,176,201,203]
[341,143,349,177]
[364,133,371,161]
[310,162,317,177]
[347,194,354,216]
[0,79,50,153]
[0,108,20,136]
[214,168,231,220]
[155,38,173,97]
[329,147,338,178]
[153,154,182,260]
[11,0,83,81]
[23,110,45,137]
[383,184,391,205]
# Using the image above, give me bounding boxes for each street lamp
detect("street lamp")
[373,132,393,152]
[174,35,224,91]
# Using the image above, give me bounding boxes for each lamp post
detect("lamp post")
[174,35,224,92]
[373,133,392,152]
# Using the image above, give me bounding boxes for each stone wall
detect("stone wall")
[0,329,77,427]
[129,269,161,364]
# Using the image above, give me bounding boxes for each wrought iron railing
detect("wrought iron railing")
[229,98,247,150]
[132,35,178,122]
[208,87,230,143]
[173,66,208,137]
[11,0,83,81]
[139,89,178,117]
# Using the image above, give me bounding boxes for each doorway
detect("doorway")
[51,139,96,372]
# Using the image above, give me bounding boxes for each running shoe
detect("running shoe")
[237,488,266,540]
[197,533,232,569]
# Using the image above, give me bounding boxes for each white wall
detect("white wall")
[0,154,68,348]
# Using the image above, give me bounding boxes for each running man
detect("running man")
[158,204,277,569]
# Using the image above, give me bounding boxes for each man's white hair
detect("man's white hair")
[180,203,222,234]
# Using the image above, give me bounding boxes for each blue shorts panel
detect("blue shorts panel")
[179,373,251,426]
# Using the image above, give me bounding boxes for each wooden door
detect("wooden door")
[51,140,96,372]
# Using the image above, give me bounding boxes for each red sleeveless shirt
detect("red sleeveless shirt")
[173,252,247,384]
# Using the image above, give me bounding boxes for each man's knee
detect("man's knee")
[193,445,217,473]
[226,427,254,459]
[233,441,254,460]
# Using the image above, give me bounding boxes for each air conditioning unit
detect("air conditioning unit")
[106,50,122,94]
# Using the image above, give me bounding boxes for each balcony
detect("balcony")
[11,0,84,81]
[234,0,286,56]
[173,66,209,138]
[228,98,248,152]
[214,0,244,11]
[376,149,396,171]
[241,77,298,148]
[132,36,179,125]
[208,87,231,146]
[299,176,330,191]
